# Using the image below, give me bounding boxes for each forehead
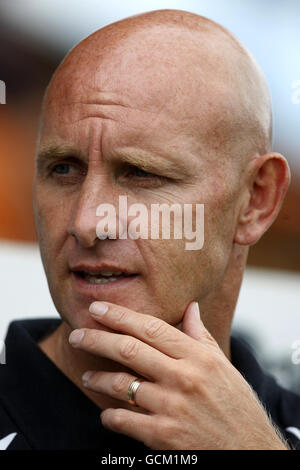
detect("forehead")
[45,25,238,124]
[40,25,245,170]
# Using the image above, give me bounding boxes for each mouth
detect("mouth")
[73,269,136,284]
[69,261,140,295]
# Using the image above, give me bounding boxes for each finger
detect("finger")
[69,328,175,382]
[82,370,166,414]
[89,301,197,359]
[101,408,164,449]
[181,301,202,340]
[182,301,218,346]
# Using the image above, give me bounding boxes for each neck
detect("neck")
[198,244,248,360]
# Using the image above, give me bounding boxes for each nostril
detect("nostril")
[68,224,99,248]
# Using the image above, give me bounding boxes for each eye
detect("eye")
[48,160,86,185]
[117,163,167,189]
[127,165,158,178]
[53,163,73,174]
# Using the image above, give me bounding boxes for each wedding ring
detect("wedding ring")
[127,378,143,406]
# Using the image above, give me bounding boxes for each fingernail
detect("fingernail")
[89,302,109,316]
[69,329,85,345]
[82,370,93,385]
[193,302,200,318]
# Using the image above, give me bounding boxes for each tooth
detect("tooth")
[98,271,124,277]
[84,275,120,284]
[89,277,108,284]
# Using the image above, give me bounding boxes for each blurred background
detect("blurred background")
[0,0,299,391]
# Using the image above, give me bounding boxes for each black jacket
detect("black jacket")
[0,319,299,450]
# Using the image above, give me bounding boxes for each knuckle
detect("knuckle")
[143,420,160,449]
[161,394,176,417]
[202,349,222,373]
[110,409,126,430]
[155,418,176,449]
[172,394,189,416]
[84,330,99,349]
[176,367,197,394]
[202,352,214,371]
[114,308,128,325]
[144,318,166,340]
[119,337,140,360]
[145,418,179,450]
[111,373,129,393]
[203,330,218,348]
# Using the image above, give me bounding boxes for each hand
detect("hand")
[68,301,287,450]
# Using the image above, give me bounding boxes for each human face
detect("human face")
[34,34,241,331]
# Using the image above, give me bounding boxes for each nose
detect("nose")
[68,176,114,248]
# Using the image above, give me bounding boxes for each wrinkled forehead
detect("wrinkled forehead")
[41,19,271,166]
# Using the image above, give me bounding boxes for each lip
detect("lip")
[69,262,139,297]
[71,271,139,296]
[69,262,136,276]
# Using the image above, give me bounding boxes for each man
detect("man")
[1,9,299,450]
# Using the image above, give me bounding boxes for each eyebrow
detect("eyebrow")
[37,144,82,163]
[111,147,190,179]
[36,144,190,179]
[36,145,84,172]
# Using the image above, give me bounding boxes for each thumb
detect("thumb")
[182,301,215,345]
[181,301,203,341]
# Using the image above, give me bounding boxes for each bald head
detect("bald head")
[43,9,272,168]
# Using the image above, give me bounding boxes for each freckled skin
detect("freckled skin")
[36,41,238,336]
[33,10,289,398]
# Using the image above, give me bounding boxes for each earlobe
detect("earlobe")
[234,153,290,246]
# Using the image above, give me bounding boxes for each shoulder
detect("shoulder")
[271,382,300,448]
[0,397,31,449]
[0,318,61,450]
[231,335,300,449]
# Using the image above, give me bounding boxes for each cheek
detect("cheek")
[34,187,73,273]
[136,198,235,314]
[136,239,200,322]
[35,186,71,239]
[194,188,238,289]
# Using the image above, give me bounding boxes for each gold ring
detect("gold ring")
[127,378,143,406]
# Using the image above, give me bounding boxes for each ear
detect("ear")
[234,153,290,246]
